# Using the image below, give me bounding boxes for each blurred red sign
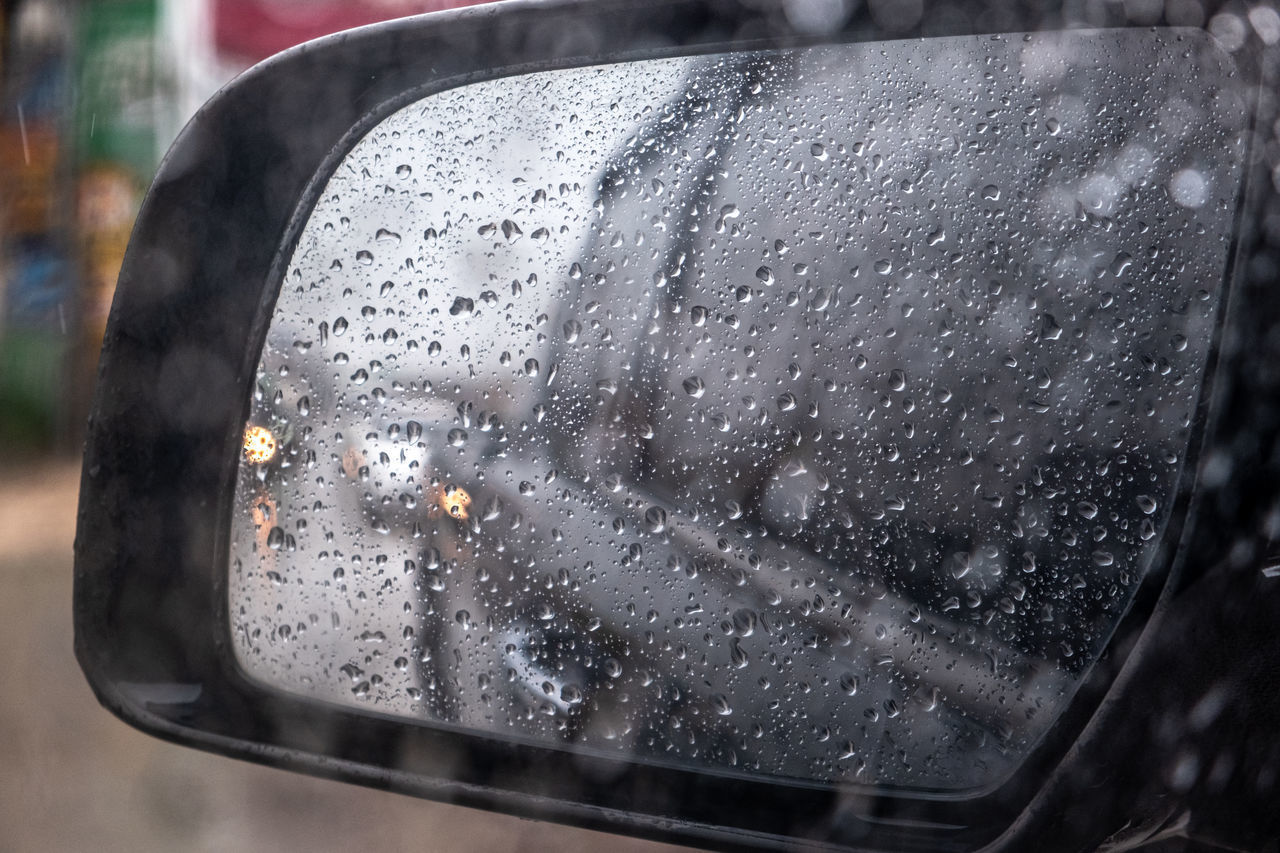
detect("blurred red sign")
[214,0,489,62]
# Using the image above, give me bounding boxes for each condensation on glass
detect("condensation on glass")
[228,30,1246,792]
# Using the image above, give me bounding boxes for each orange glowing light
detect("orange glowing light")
[440,484,472,519]
[243,425,278,463]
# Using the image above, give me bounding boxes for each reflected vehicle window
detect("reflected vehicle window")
[228,29,1245,792]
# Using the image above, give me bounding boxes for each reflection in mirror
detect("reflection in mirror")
[229,30,1245,791]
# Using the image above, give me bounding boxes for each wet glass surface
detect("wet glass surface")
[229,30,1246,791]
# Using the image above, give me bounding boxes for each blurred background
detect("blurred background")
[0,1,685,850]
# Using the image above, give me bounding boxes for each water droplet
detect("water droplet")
[682,376,705,398]
[839,673,859,695]
[406,421,422,443]
[450,297,474,317]
[296,396,310,416]
[874,259,893,275]
[644,506,667,533]
[332,316,348,337]
[266,527,285,550]
[1109,251,1133,277]
[1136,495,1158,515]
[375,228,401,245]
[731,608,757,636]
[777,392,797,412]
[690,305,709,327]
[356,250,373,265]
[711,694,733,716]
[447,428,467,447]
[395,164,412,178]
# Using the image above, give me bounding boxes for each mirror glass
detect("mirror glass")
[228,29,1246,792]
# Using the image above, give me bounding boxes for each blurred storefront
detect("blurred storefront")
[0,0,74,451]
[0,0,476,458]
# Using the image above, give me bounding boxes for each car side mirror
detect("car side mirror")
[75,1,1280,849]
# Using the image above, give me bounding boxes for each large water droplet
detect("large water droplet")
[731,608,757,636]
[644,506,667,533]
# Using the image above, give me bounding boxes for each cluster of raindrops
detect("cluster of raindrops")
[229,29,1245,790]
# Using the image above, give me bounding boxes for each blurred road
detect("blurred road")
[0,458,690,853]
